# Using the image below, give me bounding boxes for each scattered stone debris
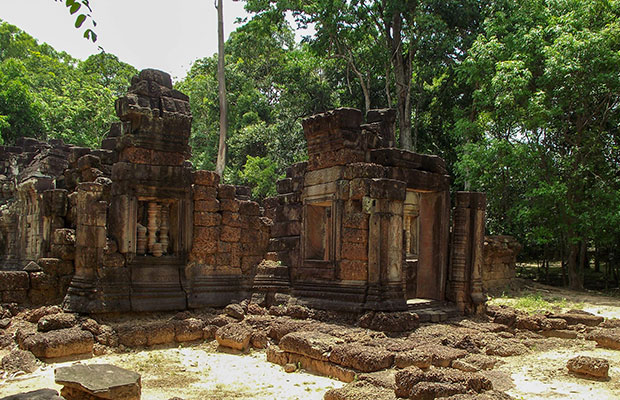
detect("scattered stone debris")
[1,349,38,374]
[586,328,620,350]
[215,322,252,351]
[566,355,610,379]
[55,364,141,400]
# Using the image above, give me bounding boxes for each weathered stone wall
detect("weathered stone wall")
[482,235,521,290]
[265,108,453,312]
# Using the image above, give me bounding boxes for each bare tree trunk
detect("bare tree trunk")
[567,242,584,290]
[390,12,413,150]
[215,0,228,176]
[385,62,392,108]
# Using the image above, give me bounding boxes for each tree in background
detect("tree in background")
[456,0,620,289]
[216,0,229,176]
[0,21,136,147]
[177,12,336,198]
[244,0,488,152]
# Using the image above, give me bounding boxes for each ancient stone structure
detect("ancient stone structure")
[0,69,489,315]
[264,108,453,312]
[481,235,521,291]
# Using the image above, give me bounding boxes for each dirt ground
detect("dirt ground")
[0,341,344,399]
[1,281,619,400]
[489,281,620,400]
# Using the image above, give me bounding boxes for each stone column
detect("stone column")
[160,204,169,254]
[147,202,158,254]
[448,192,487,314]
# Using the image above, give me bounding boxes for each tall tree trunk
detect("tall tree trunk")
[385,62,392,108]
[567,241,584,290]
[390,12,413,150]
[215,0,228,177]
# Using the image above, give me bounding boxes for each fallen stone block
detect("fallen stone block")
[328,343,394,372]
[409,381,467,400]
[553,311,604,327]
[22,328,93,359]
[55,363,141,400]
[418,344,468,367]
[279,331,343,362]
[324,381,397,400]
[394,350,433,369]
[566,355,609,379]
[1,349,38,374]
[586,328,620,350]
[174,318,204,342]
[215,322,252,351]
[38,313,78,332]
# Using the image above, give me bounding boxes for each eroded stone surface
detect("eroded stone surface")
[55,363,141,400]
[566,355,609,379]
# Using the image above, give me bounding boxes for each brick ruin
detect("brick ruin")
[0,69,494,316]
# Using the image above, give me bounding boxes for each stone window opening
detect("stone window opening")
[305,200,333,262]
[135,199,176,257]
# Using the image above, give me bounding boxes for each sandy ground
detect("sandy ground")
[493,339,620,400]
[489,281,620,400]
[0,342,344,399]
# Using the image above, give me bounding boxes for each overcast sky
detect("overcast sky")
[0,0,253,81]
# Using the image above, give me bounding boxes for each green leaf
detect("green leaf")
[83,29,97,43]
[75,14,86,28]
[69,3,81,15]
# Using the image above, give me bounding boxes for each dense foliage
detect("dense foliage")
[0,21,136,147]
[1,0,619,290]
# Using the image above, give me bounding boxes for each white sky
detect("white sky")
[0,0,252,81]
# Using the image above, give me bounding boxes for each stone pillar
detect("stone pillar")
[147,202,158,254]
[448,192,487,314]
[160,204,169,254]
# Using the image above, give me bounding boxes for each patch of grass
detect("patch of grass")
[490,291,583,314]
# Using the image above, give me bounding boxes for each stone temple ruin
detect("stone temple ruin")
[0,69,520,316]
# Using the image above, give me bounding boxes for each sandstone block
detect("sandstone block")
[566,355,609,379]
[339,259,368,281]
[193,170,220,186]
[174,318,205,342]
[324,381,397,400]
[220,226,241,242]
[238,200,260,216]
[145,321,175,346]
[38,313,78,332]
[215,323,252,351]
[220,198,240,212]
[217,184,236,199]
[22,328,94,359]
[553,311,604,327]
[194,199,220,212]
[586,328,620,349]
[55,363,141,400]
[341,241,368,261]
[1,349,38,374]
[194,212,221,227]
[279,331,343,362]
[193,185,217,200]
[0,271,29,291]
[329,343,394,372]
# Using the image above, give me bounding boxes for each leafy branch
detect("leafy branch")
[55,0,97,42]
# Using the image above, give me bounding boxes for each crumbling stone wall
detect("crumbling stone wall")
[264,108,453,312]
[481,235,521,291]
